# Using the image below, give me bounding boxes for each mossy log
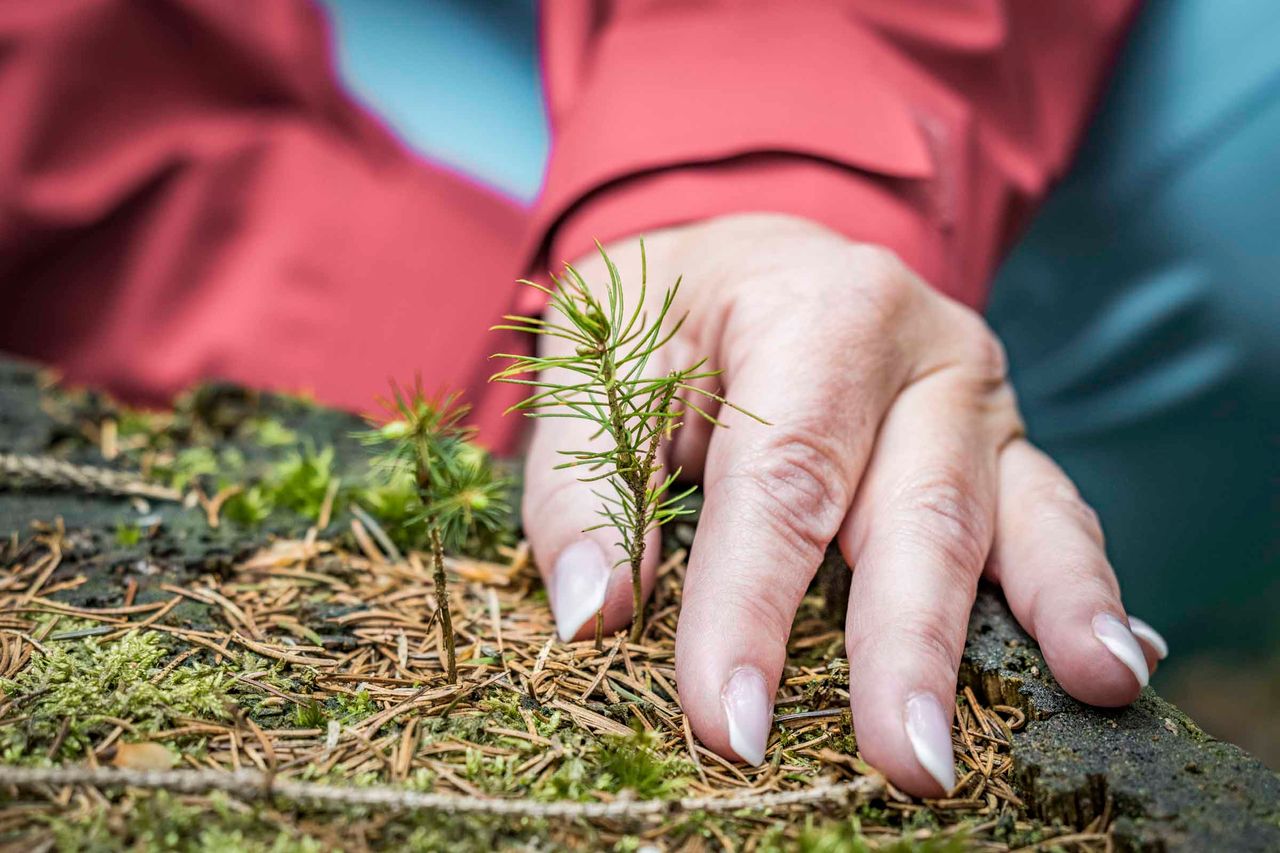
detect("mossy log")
[813,537,1280,851]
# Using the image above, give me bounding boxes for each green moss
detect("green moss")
[41,791,326,853]
[906,808,943,832]
[223,484,274,527]
[592,727,692,799]
[292,699,327,729]
[240,416,300,449]
[114,521,143,547]
[161,446,221,491]
[333,688,376,724]
[354,469,426,550]
[530,750,592,802]
[763,816,971,853]
[527,727,693,803]
[0,631,231,763]
[116,409,164,441]
[221,445,338,528]
[267,446,337,520]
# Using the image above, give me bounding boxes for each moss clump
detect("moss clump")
[593,727,692,799]
[773,817,971,853]
[292,699,327,729]
[0,631,231,763]
[240,416,300,448]
[264,446,337,520]
[222,445,336,527]
[156,446,239,491]
[335,688,376,723]
[222,484,275,527]
[353,469,423,548]
[530,727,695,803]
[42,791,326,853]
[114,521,143,547]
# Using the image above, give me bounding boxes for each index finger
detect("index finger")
[674,268,912,765]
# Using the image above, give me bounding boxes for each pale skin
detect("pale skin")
[521,213,1167,797]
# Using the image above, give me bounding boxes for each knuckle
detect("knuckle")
[850,243,909,280]
[893,467,992,575]
[522,472,575,522]
[904,615,964,674]
[952,312,1009,386]
[721,430,852,558]
[1025,479,1105,543]
[521,473,605,553]
[718,577,795,647]
[844,245,919,331]
[849,610,961,676]
[1027,569,1120,627]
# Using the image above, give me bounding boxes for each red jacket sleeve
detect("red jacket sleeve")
[529,1,1140,309]
[0,0,526,428]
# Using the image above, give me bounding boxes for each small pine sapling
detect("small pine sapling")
[359,383,509,682]
[492,243,764,642]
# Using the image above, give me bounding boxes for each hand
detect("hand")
[520,213,1167,796]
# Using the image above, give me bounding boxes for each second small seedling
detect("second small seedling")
[360,384,509,681]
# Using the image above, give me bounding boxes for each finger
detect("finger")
[839,367,1020,798]
[986,440,1165,706]
[675,264,914,766]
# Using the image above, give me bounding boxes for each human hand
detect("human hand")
[519,213,1167,796]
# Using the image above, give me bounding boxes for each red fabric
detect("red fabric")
[0,0,1137,448]
[532,0,1140,307]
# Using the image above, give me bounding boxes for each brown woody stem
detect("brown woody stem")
[429,526,457,683]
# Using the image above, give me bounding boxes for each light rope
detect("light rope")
[0,764,878,820]
[0,452,180,502]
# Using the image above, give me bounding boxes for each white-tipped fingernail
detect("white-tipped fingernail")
[1093,612,1150,687]
[549,540,611,643]
[1128,615,1169,660]
[722,667,772,765]
[905,693,956,792]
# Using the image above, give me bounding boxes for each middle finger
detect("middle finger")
[839,364,1021,796]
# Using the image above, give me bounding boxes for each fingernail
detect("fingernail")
[905,693,956,792]
[1128,615,1169,660]
[1092,612,1150,687]
[550,540,611,643]
[722,666,772,765]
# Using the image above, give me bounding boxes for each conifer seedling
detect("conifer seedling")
[492,243,764,643]
[359,384,509,682]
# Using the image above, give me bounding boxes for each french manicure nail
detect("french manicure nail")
[1128,615,1169,660]
[1093,612,1150,687]
[722,666,772,765]
[905,693,956,792]
[550,540,611,643]
[1131,612,1172,655]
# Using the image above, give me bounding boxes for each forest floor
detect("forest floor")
[0,363,1179,851]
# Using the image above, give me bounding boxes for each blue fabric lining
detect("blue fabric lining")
[317,0,548,202]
